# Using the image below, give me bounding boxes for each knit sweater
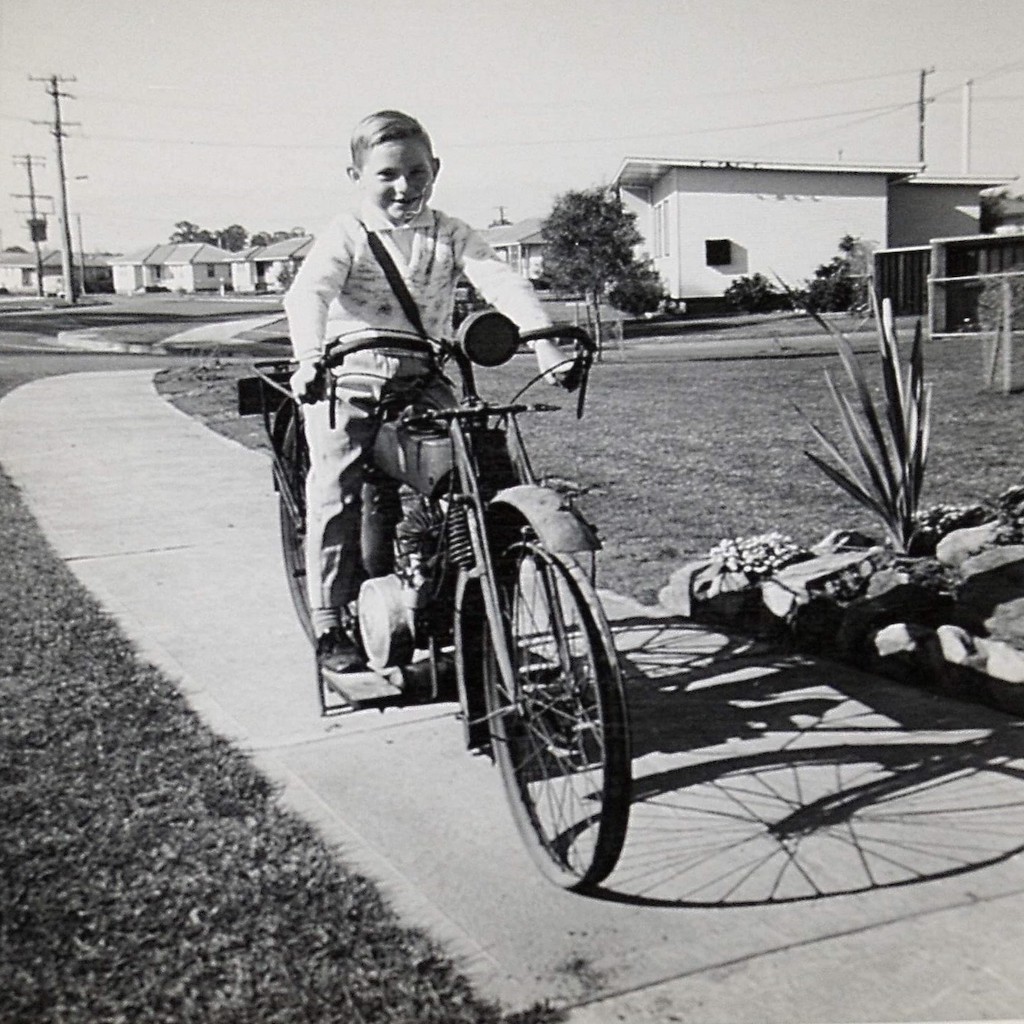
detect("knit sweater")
[284,202,551,361]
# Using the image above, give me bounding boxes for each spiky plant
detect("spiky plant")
[797,291,932,553]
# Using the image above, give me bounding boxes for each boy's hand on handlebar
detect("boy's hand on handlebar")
[290,359,323,403]
[533,338,572,388]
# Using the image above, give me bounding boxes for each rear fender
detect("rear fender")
[488,484,600,554]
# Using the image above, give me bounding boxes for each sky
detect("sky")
[1,0,1023,255]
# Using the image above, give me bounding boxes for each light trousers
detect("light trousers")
[302,350,454,632]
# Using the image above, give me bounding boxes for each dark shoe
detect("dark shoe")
[316,627,366,674]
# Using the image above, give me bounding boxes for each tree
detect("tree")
[250,227,307,246]
[217,224,249,252]
[541,187,642,351]
[169,220,216,245]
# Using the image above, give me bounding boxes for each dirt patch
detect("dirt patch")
[155,362,270,453]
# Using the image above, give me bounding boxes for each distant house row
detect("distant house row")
[0,236,315,297]
[0,250,114,296]
[0,224,540,299]
[109,236,314,296]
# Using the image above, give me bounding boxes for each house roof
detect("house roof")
[614,156,927,189]
[898,174,1013,188]
[481,218,545,247]
[112,242,233,266]
[255,236,314,260]
[0,249,112,269]
[229,236,314,263]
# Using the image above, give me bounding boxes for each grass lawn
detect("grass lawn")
[157,330,1024,604]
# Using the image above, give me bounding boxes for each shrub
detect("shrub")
[909,502,992,555]
[976,275,1024,332]
[607,259,665,317]
[802,235,874,313]
[723,273,785,313]
[993,483,1024,544]
[707,531,811,581]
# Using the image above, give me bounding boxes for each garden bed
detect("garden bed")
[660,489,1024,717]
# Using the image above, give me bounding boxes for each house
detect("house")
[0,249,113,296]
[480,218,547,283]
[230,236,313,293]
[875,180,1023,323]
[613,156,1009,310]
[110,242,233,295]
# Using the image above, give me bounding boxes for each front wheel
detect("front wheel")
[484,538,631,890]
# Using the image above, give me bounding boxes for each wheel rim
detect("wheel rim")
[489,542,624,886]
[277,414,313,642]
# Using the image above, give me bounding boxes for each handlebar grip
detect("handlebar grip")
[519,324,595,353]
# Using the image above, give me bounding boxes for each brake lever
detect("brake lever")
[575,363,590,419]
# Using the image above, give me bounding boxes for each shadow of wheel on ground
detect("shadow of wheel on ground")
[599,614,1024,907]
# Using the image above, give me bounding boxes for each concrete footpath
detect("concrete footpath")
[3,370,1024,1023]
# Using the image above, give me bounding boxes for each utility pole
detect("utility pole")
[30,73,79,303]
[11,154,49,296]
[918,66,935,166]
[75,213,87,295]
[961,78,974,175]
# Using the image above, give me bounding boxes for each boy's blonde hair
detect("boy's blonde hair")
[350,110,434,169]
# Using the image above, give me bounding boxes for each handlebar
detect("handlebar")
[282,320,594,420]
[322,330,441,369]
[520,324,595,354]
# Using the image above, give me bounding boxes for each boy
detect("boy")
[284,110,567,673]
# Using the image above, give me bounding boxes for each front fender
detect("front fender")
[489,484,601,554]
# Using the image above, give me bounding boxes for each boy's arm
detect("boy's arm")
[457,226,568,383]
[283,218,354,400]
[283,218,353,363]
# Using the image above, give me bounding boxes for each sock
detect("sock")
[312,607,341,637]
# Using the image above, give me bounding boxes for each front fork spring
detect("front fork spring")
[447,501,476,569]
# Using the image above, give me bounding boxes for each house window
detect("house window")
[653,200,670,258]
[22,268,32,287]
[706,239,732,266]
[207,265,216,278]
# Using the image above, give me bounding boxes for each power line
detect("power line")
[76,98,925,154]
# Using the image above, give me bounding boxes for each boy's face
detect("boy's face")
[349,138,440,226]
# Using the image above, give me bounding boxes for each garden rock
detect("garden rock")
[836,580,957,661]
[811,529,879,555]
[658,559,707,617]
[761,549,880,622]
[956,545,1024,645]
[935,521,999,567]
[869,622,941,689]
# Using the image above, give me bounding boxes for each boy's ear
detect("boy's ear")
[347,164,360,184]
[432,157,441,178]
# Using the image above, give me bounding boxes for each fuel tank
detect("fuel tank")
[372,416,453,497]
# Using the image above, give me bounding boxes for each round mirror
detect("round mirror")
[457,310,520,367]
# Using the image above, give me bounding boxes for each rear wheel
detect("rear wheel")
[484,537,630,890]
[276,411,313,642]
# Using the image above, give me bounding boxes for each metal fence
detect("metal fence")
[928,269,1024,393]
